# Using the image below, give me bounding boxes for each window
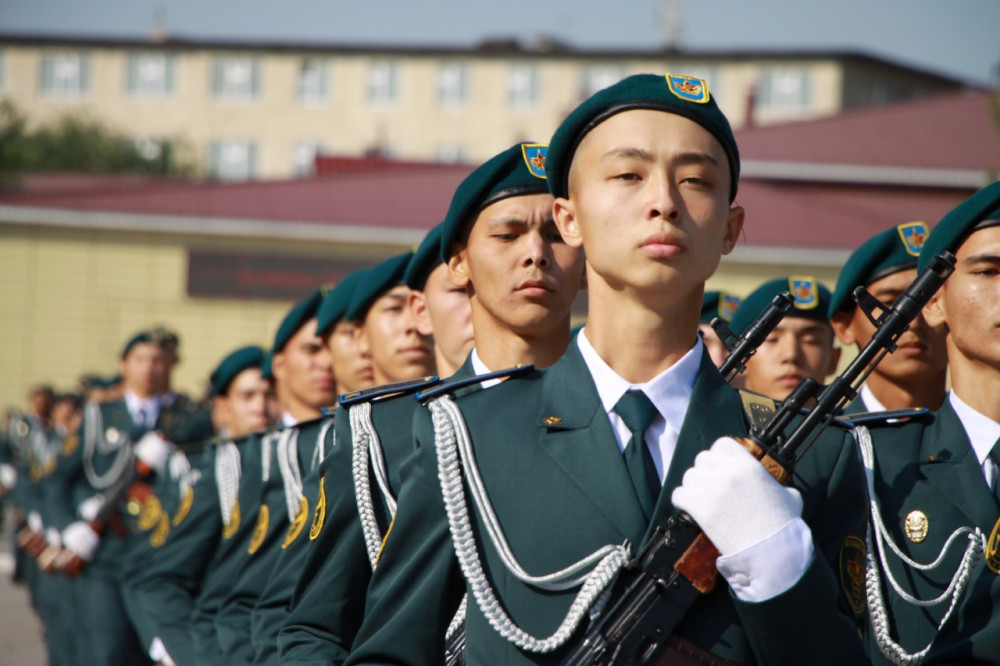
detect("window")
[757,67,812,113]
[434,144,464,163]
[437,62,468,107]
[368,61,398,105]
[40,52,90,96]
[212,57,260,100]
[126,53,175,97]
[298,59,328,104]
[208,140,257,181]
[508,64,539,108]
[293,142,325,177]
[579,65,623,99]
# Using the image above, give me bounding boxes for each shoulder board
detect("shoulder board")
[841,407,930,427]
[416,364,534,403]
[340,375,440,407]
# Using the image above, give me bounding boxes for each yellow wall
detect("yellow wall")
[0,222,402,411]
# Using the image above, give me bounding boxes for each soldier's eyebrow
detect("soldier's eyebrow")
[601,147,720,169]
[961,253,1000,265]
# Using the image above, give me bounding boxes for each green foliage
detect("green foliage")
[0,99,195,187]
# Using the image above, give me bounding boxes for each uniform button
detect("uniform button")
[732,573,750,587]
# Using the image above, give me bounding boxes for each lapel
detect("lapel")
[104,399,143,442]
[919,400,999,531]
[646,351,749,543]
[534,343,647,544]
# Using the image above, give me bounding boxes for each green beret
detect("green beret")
[210,346,266,397]
[261,352,273,381]
[546,73,739,203]
[440,143,550,261]
[918,181,1000,272]
[701,291,742,324]
[346,251,414,322]
[731,276,831,335]
[121,330,155,359]
[828,222,929,317]
[272,290,323,354]
[316,269,370,337]
[405,223,446,291]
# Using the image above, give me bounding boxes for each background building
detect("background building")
[0,32,966,180]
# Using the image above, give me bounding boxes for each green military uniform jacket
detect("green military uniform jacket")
[861,399,1000,664]
[278,361,472,665]
[346,345,868,665]
[215,416,327,665]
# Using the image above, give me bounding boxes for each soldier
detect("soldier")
[350,251,437,383]
[828,223,948,413]
[213,291,335,664]
[321,270,376,396]
[855,182,1000,664]
[279,142,585,665]
[731,276,840,401]
[699,290,741,368]
[122,344,270,666]
[345,73,867,664]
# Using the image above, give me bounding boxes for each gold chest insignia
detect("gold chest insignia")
[172,487,194,527]
[138,495,163,532]
[838,534,867,616]
[309,476,327,541]
[222,500,241,539]
[248,505,269,555]
[105,427,120,445]
[986,517,1000,575]
[62,434,78,456]
[904,510,929,543]
[150,514,170,548]
[282,497,309,549]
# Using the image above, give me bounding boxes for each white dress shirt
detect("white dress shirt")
[576,328,813,603]
[860,384,888,413]
[470,348,504,389]
[949,391,1000,488]
[125,390,161,430]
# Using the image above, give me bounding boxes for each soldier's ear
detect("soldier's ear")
[447,247,471,289]
[722,206,745,255]
[553,197,583,249]
[923,290,947,329]
[829,311,857,346]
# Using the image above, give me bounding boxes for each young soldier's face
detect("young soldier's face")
[831,269,948,382]
[411,263,475,373]
[741,318,840,401]
[357,285,435,384]
[219,367,271,436]
[554,110,743,303]
[272,318,336,413]
[449,192,584,337]
[924,226,1000,369]
[325,320,375,394]
[121,342,167,398]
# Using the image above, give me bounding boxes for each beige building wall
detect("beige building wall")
[0,40,961,180]
[0,220,406,412]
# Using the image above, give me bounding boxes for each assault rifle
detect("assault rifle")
[443,292,795,666]
[561,252,955,665]
[714,291,794,382]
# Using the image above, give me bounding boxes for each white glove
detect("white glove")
[45,527,62,547]
[0,463,17,490]
[168,450,191,482]
[78,494,105,522]
[149,637,175,665]
[62,521,101,562]
[672,437,803,556]
[135,432,175,474]
[28,511,43,533]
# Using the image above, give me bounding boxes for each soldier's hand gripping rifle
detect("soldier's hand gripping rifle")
[444,293,795,666]
[561,252,956,666]
[714,291,794,382]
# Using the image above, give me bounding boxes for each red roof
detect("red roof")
[736,90,1000,171]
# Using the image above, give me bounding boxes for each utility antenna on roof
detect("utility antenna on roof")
[656,0,684,51]
[150,5,168,43]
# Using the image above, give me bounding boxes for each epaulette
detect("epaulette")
[840,407,930,427]
[340,375,440,407]
[416,364,534,403]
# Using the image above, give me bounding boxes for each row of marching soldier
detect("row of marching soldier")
[1,71,998,665]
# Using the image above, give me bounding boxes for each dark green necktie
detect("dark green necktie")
[990,438,1000,507]
[615,390,661,520]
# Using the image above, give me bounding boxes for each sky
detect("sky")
[1,0,998,85]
